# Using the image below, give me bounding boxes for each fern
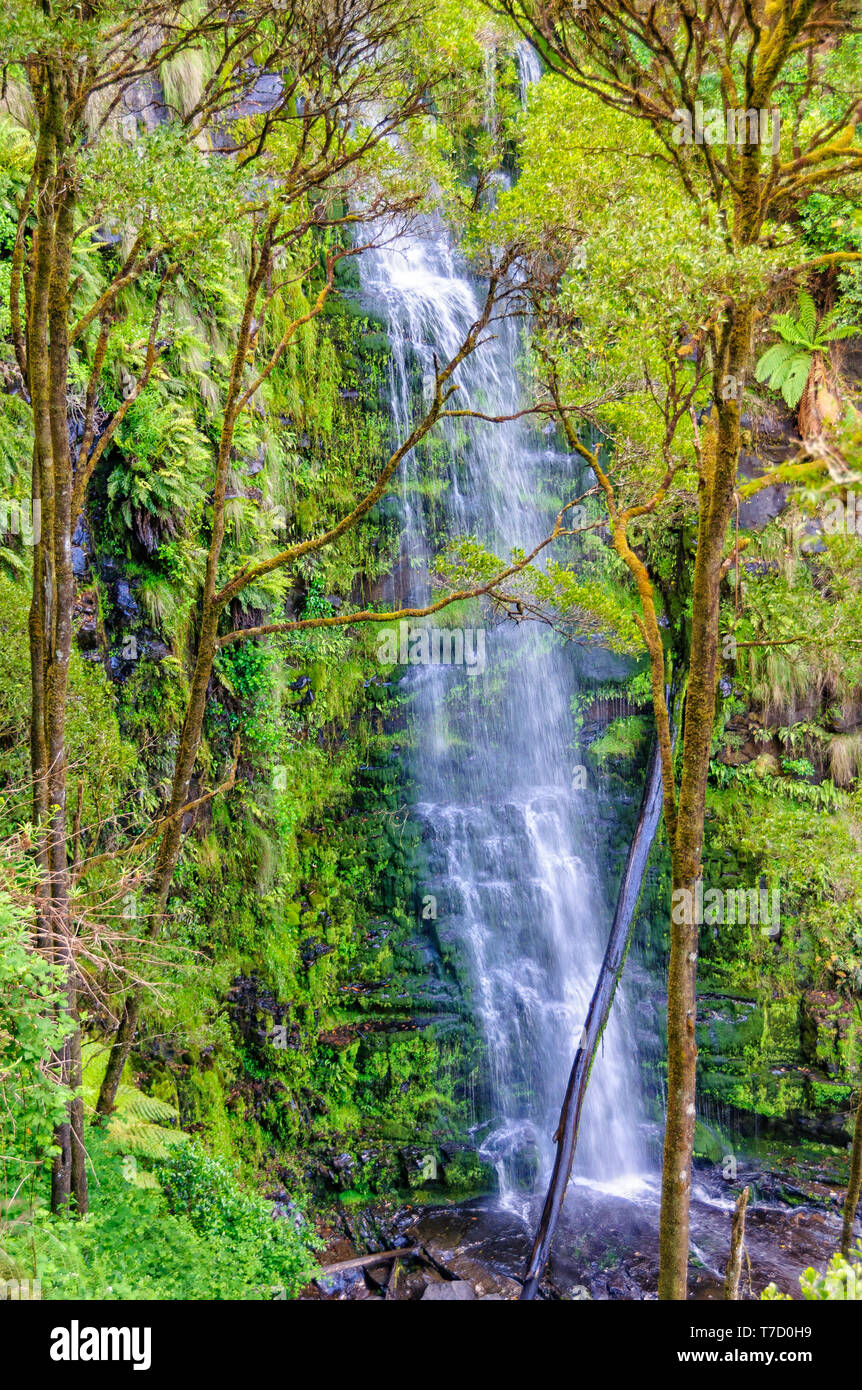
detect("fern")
[81,1046,188,1180]
[106,1117,187,1161]
[781,355,812,408]
[118,1090,183,1125]
[102,1086,188,1165]
[755,289,861,408]
[754,341,796,379]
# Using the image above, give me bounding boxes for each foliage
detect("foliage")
[0,891,73,1183]
[590,716,650,764]
[1,1129,318,1299]
[106,391,210,544]
[762,1249,862,1301]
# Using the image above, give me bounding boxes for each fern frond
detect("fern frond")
[106,1117,188,1159]
[129,1169,162,1190]
[797,290,817,342]
[755,341,797,382]
[819,322,860,345]
[770,312,804,344]
[119,1091,181,1125]
[0,546,25,574]
[781,355,811,408]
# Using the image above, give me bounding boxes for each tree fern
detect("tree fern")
[103,1086,188,1170]
[106,1116,187,1161]
[81,1046,188,1183]
[755,341,797,379]
[781,355,813,409]
[116,1090,184,1125]
[755,289,860,408]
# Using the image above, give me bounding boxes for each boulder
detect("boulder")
[421,1280,476,1301]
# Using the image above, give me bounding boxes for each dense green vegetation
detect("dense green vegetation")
[0,0,861,1306]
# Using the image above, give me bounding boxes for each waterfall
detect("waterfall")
[516,40,543,102]
[360,220,645,1204]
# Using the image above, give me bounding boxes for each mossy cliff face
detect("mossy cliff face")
[634,843,860,1156]
[0,266,491,1204]
[0,129,510,1209]
[615,681,862,1164]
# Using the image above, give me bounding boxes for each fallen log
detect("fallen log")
[520,731,667,1300]
[317,1245,420,1276]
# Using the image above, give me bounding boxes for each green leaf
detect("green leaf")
[770,311,804,344]
[781,354,811,408]
[755,341,797,382]
[796,290,817,341]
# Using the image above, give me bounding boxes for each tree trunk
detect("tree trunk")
[657,306,751,1299]
[723,1186,749,1300]
[657,868,700,1300]
[23,66,88,1214]
[95,994,140,1119]
[96,548,226,1115]
[841,1085,862,1258]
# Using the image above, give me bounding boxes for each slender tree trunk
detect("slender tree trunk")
[47,148,84,1214]
[94,642,217,1115]
[50,1037,72,1209]
[27,68,86,1212]
[95,994,139,1119]
[97,242,278,1115]
[657,304,752,1299]
[28,107,55,958]
[723,1186,749,1300]
[96,518,229,1113]
[841,1085,862,1258]
[69,1022,87,1214]
[658,866,699,1299]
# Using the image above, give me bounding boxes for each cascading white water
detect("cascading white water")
[361,220,645,1203]
[516,39,543,101]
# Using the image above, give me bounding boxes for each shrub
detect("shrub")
[762,1249,862,1300]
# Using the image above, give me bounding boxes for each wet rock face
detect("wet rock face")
[306,1143,858,1301]
[227,972,299,1052]
[301,1205,523,1301]
[115,578,139,620]
[74,589,100,652]
[70,516,94,580]
[316,1265,370,1300]
[737,472,790,531]
[300,938,335,968]
[399,1206,525,1299]
[400,1146,438,1188]
[508,1137,541,1190]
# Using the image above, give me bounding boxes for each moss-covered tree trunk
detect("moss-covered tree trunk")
[25,62,88,1215]
[658,304,752,1299]
[96,604,224,1114]
[842,1084,862,1258]
[94,226,273,1114]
